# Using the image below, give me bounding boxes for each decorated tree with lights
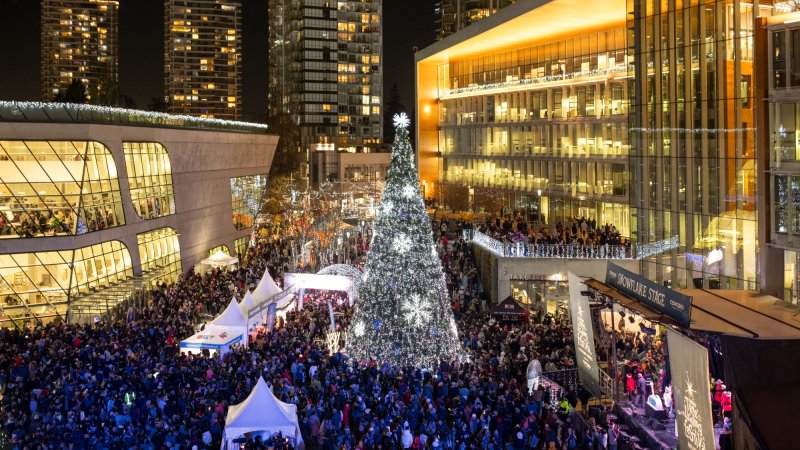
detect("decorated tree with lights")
[346,113,462,368]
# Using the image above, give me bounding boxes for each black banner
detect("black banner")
[606,263,692,326]
[568,272,602,397]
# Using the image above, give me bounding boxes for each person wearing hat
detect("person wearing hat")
[636,373,648,407]
[625,373,635,403]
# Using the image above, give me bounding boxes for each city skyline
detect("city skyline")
[0,0,435,120]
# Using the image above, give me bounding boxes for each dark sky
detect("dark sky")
[0,0,435,120]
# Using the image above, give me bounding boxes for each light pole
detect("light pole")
[537,189,542,227]
[346,231,351,263]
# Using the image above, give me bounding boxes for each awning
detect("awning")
[584,279,800,339]
[583,278,680,326]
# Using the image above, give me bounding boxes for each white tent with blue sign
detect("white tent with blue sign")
[180,297,248,356]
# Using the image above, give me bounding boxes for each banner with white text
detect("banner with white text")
[568,272,601,397]
[667,328,716,450]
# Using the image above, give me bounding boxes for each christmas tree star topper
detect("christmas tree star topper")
[393,112,410,129]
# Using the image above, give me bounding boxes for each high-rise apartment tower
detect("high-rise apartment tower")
[40,0,119,101]
[164,0,241,119]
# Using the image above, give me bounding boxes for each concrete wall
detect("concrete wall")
[0,122,278,273]
[472,243,640,302]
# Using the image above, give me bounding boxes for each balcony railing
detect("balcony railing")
[464,229,633,259]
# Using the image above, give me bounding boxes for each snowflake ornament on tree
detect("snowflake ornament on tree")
[393,234,412,253]
[353,321,365,337]
[402,295,432,328]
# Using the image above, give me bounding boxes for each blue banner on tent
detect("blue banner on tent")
[606,263,692,326]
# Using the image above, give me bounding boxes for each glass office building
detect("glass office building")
[765,8,800,304]
[417,4,632,235]
[628,0,760,289]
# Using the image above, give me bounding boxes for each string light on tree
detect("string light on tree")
[346,114,462,367]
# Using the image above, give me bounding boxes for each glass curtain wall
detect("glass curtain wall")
[231,175,268,230]
[0,140,124,238]
[0,240,132,329]
[208,244,230,256]
[137,227,182,285]
[628,0,758,289]
[123,142,176,219]
[436,28,631,234]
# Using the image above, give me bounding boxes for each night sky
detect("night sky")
[0,0,435,120]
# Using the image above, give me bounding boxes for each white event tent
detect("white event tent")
[180,297,248,356]
[200,250,239,269]
[239,290,258,331]
[252,268,282,303]
[221,376,304,449]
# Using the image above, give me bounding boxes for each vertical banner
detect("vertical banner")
[666,328,716,450]
[297,288,305,311]
[328,302,336,331]
[266,303,277,333]
[567,272,601,397]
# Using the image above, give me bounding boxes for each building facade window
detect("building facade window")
[123,142,176,219]
[234,235,250,260]
[208,244,230,256]
[629,0,757,290]
[0,240,132,329]
[0,140,124,238]
[137,227,181,285]
[230,175,267,230]
[433,28,631,235]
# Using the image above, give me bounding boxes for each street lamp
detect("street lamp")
[537,189,542,226]
[346,231,351,262]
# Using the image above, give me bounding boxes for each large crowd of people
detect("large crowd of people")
[0,219,624,450]
[476,214,630,254]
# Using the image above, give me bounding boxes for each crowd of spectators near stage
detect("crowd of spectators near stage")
[0,220,624,450]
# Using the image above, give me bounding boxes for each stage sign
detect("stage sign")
[606,262,692,326]
[568,272,601,397]
[667,328,716,450]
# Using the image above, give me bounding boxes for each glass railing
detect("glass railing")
[0,101,269,134]
[464,229,633,259]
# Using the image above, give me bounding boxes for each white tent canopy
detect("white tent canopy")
[252,268,281,303]
[180,297,248,356]
[222,376,304,449]
[201,250,239,268]
[212,297,248,328]
[239,290,256,315]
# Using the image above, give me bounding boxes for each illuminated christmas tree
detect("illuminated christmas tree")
[346,113,462,367]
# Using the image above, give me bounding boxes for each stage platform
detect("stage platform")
[613,401,724,450]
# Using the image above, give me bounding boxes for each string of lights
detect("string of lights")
[346,114,462,368]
